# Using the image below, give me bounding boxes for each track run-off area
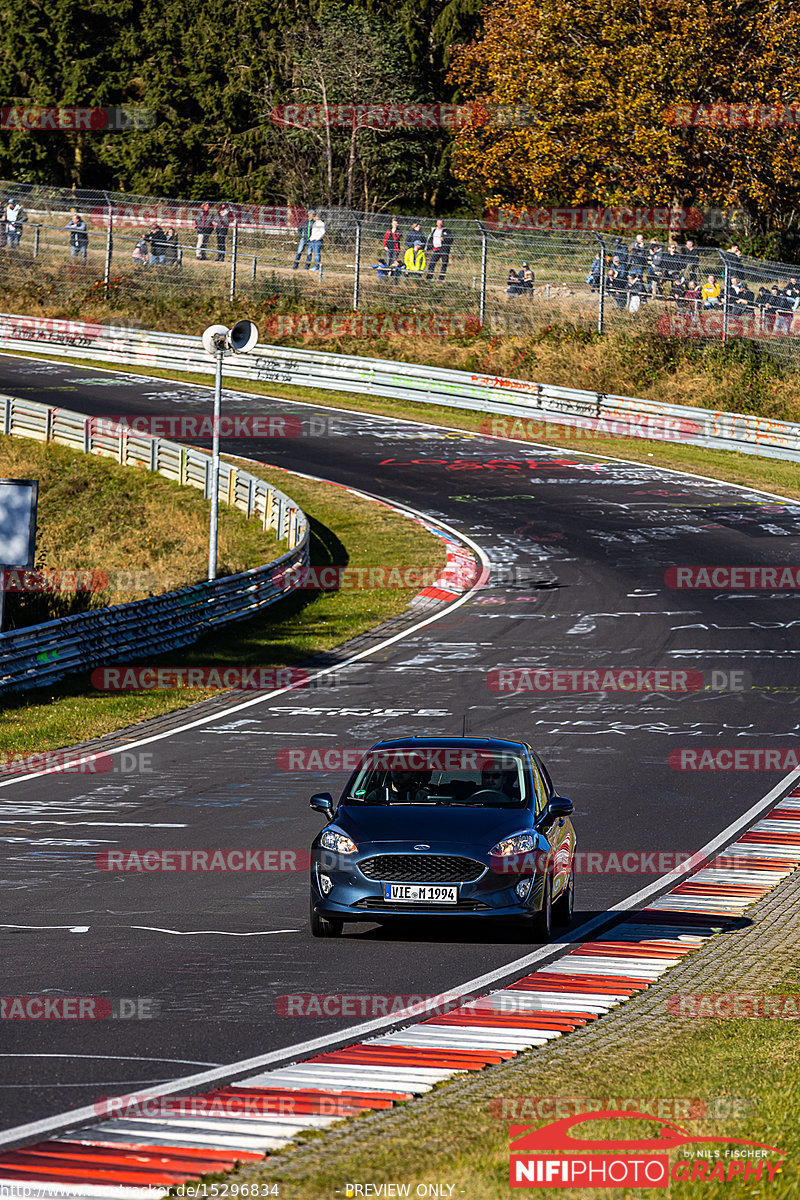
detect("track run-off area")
[1,351,799,1142]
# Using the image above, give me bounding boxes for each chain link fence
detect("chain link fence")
[2,179,800,362]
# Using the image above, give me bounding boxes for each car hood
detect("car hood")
[336,803,533,850]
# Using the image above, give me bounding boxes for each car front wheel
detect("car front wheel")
[310,895,343,938]
[553,866,574,927]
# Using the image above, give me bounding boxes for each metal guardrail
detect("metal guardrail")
[0,387,309,695]
[2,314,800,464]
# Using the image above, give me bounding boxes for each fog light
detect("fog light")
[319,873,333,896]
[515,877,533,901]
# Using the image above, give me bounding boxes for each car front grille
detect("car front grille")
[360,854,485,883]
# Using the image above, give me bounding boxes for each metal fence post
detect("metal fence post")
[103,224,113,300]
[33,226,40,258]
[478,222,487,327]
[229,223,238,302]
[717,249,729,345]
[353,218,362,310]
[593,233,606,334]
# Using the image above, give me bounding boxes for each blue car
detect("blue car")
[309,737,576,940]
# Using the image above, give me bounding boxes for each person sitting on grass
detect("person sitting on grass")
[404,240,426,277]
[132,237,149,267]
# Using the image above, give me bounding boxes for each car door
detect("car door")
[531,753,574,900]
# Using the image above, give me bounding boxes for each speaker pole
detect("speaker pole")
[207,346,223,581]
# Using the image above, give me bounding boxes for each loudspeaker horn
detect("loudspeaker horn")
[228,319,259,354]
[202,324,229,356]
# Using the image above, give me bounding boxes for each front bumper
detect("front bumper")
[310,849,548,923]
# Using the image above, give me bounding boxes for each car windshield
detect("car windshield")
[345,747,528,807]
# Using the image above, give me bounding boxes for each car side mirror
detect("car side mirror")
[310,792,335,821]
[548,796,574,818]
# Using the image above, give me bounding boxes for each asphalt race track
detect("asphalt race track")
[1,352,798,1134]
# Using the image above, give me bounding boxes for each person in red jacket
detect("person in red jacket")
[382,218,402,284]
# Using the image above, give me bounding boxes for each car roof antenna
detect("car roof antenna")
[461,712,469,736]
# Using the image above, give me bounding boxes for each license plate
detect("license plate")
[383,883,458,904]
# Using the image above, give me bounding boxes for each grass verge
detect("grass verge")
[0,433,281,621]
[0,458,445,757]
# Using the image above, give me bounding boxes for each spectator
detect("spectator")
[405,220,423,249]
[308,212,325,271]
[783,275,800,312]
[425,219,453,281]
[663,243,682,283]
[671,273,688,311]
[5,198,22,249]
[613,237,628,274]
[628,272,647,311]
[404,240,426,277]
[683,278,701,312]
[723,243,743,271]
[65,213,88,263]
[132,236,149,266]
[145,222,167,264]
[682,239,700,281]
[293,210,316,269]
[755,284,771,323]
[383,218,401,263]
[507,267,523,297]
[519,262,535,291]
[194,202,214,260]
[609,253,627,281]
[586,253,602,292]
[766,285,792,334]
[628,233,647,277]
[215,204,233,262]
[647,240,663,294]
[607,266,627,310]
[730,275,755,315]
[701,273,721,308]
[163,226,179,267]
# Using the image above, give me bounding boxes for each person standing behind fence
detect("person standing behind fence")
[215,204,232,262]
[65,213,88,263]
[425,219,453,281]
[308,213,325,271]
[405,220,423,250]
[145,222,167,264]
[293,210,316,268]
[163,226,179,266]
[195,202,214,260]
[5,198,22,249]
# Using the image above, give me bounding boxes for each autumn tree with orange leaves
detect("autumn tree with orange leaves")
[449,0,800,229]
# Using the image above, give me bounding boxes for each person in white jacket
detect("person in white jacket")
[308,215,325,271]
[5,198,22,249]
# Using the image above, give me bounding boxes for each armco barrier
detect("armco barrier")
[0,390,309,696]
[2,313,800,463]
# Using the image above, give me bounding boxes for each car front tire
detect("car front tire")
[310,895,343,938]
[553,866,574,927]
[530,873,552,942]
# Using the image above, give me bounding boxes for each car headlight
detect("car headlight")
[490,832,536,857]
[320,828,358,855]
